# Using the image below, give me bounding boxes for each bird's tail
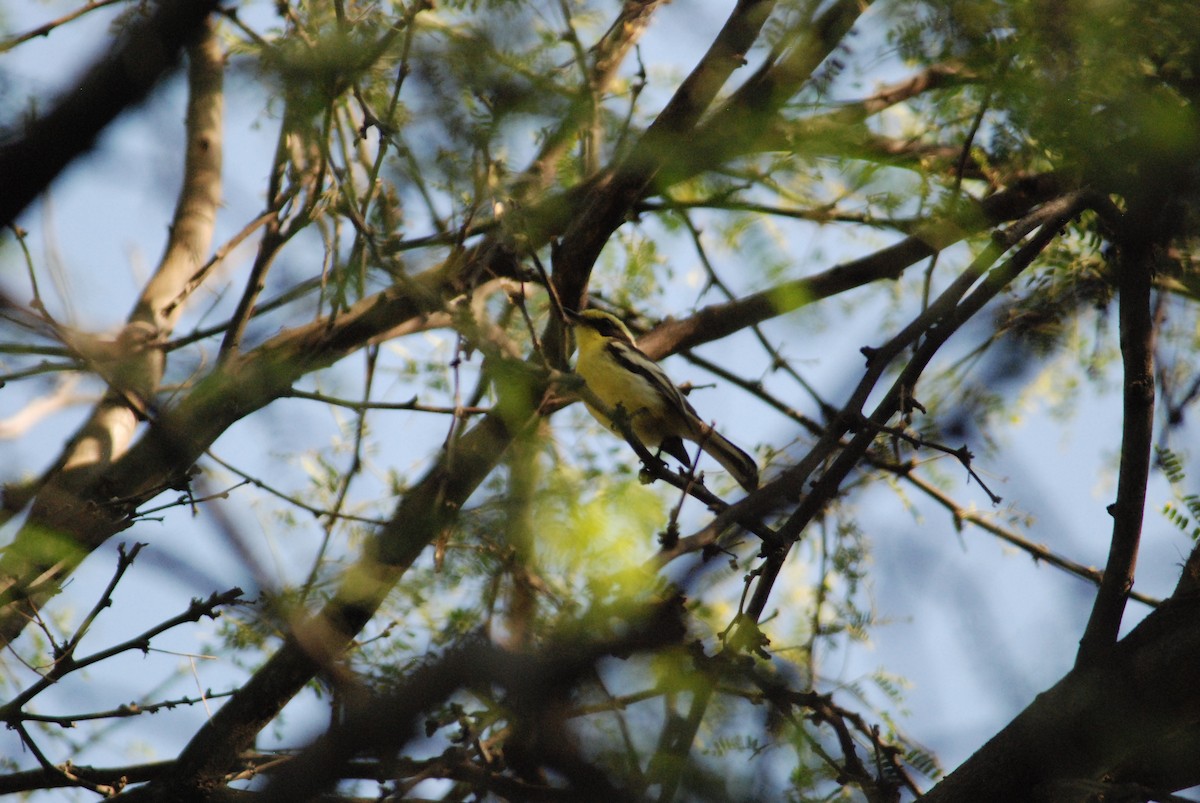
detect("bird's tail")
[696,422,759,492]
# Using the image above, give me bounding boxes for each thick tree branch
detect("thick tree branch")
[0,171,1058,652]
[0,0,220,228]
[0,26,225,641]
[924,588,1200,801]
[0,8,966,795]
[551,0,785,314]
[255,606,684,803]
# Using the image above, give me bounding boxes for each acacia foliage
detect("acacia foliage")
[3,0,1200,800]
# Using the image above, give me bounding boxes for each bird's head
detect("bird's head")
[566,308,637,346]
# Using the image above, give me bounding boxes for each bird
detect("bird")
[566,308,759,492]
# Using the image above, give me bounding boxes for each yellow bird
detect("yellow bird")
[567,309,759,492]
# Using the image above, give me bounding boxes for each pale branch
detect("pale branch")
[0,25,225,637]
[132,22,225,336]
[0,0,220,227]
[160,210,276,326]
[0,377,90,439]
[0,264,452,642]
[861,63,968,116]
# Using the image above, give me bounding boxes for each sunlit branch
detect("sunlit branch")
[0,0,220,227]
[0,25,226,635]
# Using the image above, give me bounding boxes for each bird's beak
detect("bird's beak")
[564,308,582,324]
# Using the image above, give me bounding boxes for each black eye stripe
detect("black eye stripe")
[605,321,632,343]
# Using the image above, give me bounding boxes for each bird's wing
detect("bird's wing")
[604,340,698,426]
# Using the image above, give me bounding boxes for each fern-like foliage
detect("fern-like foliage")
[1157,447,1200,541]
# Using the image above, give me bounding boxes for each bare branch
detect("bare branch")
[1077,213,1158,665]
[0,0,128,54]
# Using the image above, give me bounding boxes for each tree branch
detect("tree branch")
[738,192,1090,626]
[637,174,1065,359]
[1076,220,1158,665]
[0,0,220,227]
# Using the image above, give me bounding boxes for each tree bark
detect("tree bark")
[924,587,1200,801]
